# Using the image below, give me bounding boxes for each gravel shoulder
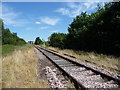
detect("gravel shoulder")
[34,47,54,84]
[34,47,75,89]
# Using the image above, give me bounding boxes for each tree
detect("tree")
[65,2,120,55]
[49,33,67,49]
[34,37,42,45]
[48,2,120,55]
[1,19,26,45]
[0,19,2,44]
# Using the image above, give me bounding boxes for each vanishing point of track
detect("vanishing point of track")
[35,46,120,89]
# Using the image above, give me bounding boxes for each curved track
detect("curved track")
[35,46,120,88]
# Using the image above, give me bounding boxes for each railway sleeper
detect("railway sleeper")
[53,59,67,62]
[55,61,71,65]
[58,64,74,67]
[36,47,120,89]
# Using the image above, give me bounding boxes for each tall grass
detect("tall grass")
[2,45,28,57]
[2,45,48,88]
[0,45,2,57]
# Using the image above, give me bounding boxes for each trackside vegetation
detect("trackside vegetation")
[34,37,42,45]
[48,2,120,56]
[2,46,48,88]
[2,45,30,56]
[48,33,67,49]
[0,19,26,45]
[0,19,26,56]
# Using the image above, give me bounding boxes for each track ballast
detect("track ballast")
[35,46,120,88]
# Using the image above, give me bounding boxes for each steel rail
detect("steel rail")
[35,46,120,88]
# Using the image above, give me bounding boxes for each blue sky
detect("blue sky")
[1,2,106,41]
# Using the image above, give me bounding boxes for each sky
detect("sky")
[0,1,109,41]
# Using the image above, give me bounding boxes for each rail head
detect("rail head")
[36,46,120,85]
[35,46,85,88]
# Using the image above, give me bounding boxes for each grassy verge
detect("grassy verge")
[2,45,48,88]
[0,45,2,57]
[47,46,120,74]
[2,45,30,57]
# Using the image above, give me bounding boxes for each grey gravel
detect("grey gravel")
[62,66,118,88]
[45,66,65,88]
[38,47,119,88]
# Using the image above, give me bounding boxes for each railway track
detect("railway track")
[35,46,120,88]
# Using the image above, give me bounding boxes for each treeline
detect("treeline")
[34,37,49,46]
[34,37,42,45]
[0,19,26,45]
[49,33,67,49]
[49,2,120,56]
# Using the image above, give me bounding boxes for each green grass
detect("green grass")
[2,44,30,57]
[0,45,2,56]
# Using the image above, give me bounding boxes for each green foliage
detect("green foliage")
[34,37,42,45]
[0,19,26,45]
[0,19,2,45]
[0,45,2,56]
[2,45,30,56]
[45,41,49,46]
[48,33,67,49]
[2,45,17,56]
[66,2,120,55]
[48,2,120,56]
[42,41,49,47]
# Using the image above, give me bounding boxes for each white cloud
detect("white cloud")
[35,21,41,24]
[41,17,60,26]
[56,2,105,17]
[1,4,29,26]
[56,8,70,15]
